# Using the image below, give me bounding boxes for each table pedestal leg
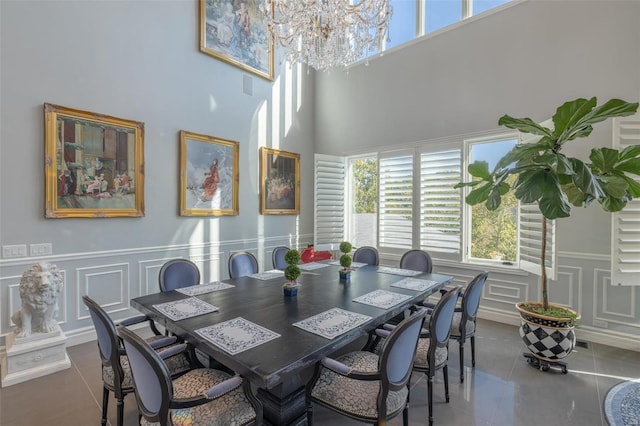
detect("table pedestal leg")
[258,386,307,426]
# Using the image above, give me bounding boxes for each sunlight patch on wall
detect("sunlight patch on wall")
[258,100,268,148]
[271,75,281,148]
[285,64,293,136]
[208,94,218,111]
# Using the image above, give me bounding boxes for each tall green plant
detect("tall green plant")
[456,97,639,313]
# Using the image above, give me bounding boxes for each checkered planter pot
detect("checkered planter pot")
[519,320,576,361]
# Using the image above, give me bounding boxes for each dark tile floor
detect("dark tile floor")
[1,319,638,425]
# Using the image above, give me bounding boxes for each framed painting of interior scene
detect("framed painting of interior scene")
[259,147,300,215]
[180,130,239,216]
[44,103,145,218]
[199,0,274,81]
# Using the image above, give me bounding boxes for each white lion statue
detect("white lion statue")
[11,263,64,338]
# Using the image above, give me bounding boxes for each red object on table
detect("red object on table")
[300,247,333,263]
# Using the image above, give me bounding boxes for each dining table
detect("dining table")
[131,261,453,426]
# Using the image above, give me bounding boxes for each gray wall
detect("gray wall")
[0,0,315,340]
[314,0,640,348]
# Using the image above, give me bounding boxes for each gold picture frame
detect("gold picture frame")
[44,103,145,218]
[259,147,300,215]
[180,130,239,216]
[199,0,274,81]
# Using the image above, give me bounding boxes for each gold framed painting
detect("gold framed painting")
[199,0,274,81]
[44,103,145,218]
[180,130,239,216]
[259,147,300,215]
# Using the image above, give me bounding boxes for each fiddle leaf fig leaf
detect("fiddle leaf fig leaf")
[570,158,605,200]
[465,182,493,206]
[600,196,627,212]
[616,158,640,176]
[621,176,640,198]
[498,115,554,138]
[514,169,547,203]
[553,97,596,136]
[468,161,491,179]
[600,175,629,199]
[590,148,620,173]
[486,187,503,210]
[563,183,586,207]
[619,145,640,161]
[538,185,572,219]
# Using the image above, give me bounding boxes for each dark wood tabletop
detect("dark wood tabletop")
[131,263,453,425]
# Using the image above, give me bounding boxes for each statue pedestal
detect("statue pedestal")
[1,326,71,387]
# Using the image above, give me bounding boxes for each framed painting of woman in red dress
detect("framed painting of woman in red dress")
[259,147,300,215]
[179,130,239,216]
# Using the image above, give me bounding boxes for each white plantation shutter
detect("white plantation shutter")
[419,149,461,253]
[612,113,640,286]
[314,154,346,245]
[518,125,557,280]
[379,152,414,249]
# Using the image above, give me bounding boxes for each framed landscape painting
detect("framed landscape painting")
[180,130,239,216]
[199,0,274,81]
[44,103,145,218]
[259,147,300,215]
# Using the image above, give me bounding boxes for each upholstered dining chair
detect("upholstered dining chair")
[272,246,289,270]
[228,251,259,279]
[305,307,428,426]
[118,326,262,426]
[399,249,433,273]
[413,286,461,425]
[352,246,380,266]
[83,295,191,426]
[158,258,201,292]
[450,271,489,382]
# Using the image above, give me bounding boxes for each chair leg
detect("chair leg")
[101,387,109,426]
[404,382,411,426]
[459,341,465,383]
[428,373,434,426]
[471,335,476,367]
[443,364,450,403]
[116,397,124,426]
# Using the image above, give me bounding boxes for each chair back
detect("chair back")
[379,307,428,393]
[82,295,124,390]
[159,259,200,292]
[353,246,379,266]
[118,327,174,425]
[428,286,462,365]
[399,249,433,273]
[229,251,259,279]
[272,246,289,270]
[460,271,489,330]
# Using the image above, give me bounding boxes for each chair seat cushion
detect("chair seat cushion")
[413,338,448,371]
[103,337,191,390]
[449,312,475,338]
[141,368,256,426]
[310,351,408,421]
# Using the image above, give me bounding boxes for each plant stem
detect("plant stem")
[541,216,549,310]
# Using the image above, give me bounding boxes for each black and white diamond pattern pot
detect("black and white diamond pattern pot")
[516,302,580,362]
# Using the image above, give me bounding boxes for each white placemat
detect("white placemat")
[175,282,235,296]
[195,317,281,355]
[391,277,439,292]
[353,289,412,309]
[248,270,284,280]
[153,297,219,321]
[293,308,372,339]
[328,260,368,268]
[376,266,423,277]
[298,262,331,271]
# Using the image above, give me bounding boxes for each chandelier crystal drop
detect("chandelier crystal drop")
[263,0,392,71]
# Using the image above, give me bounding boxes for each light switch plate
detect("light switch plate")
[2,244,27,258]
[30,243,53,256]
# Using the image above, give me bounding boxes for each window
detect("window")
[347,156,378,247]
[366,0,513,62]
[379,152,414,249]
[419,149,461,253]
[465,137,518,263]
[314,154,346,245]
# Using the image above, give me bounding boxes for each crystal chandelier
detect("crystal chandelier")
[263,0,392,71]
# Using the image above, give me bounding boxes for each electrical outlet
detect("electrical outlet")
[30,243,52,256]
[2,244,27,258]
[593,319,609,328]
